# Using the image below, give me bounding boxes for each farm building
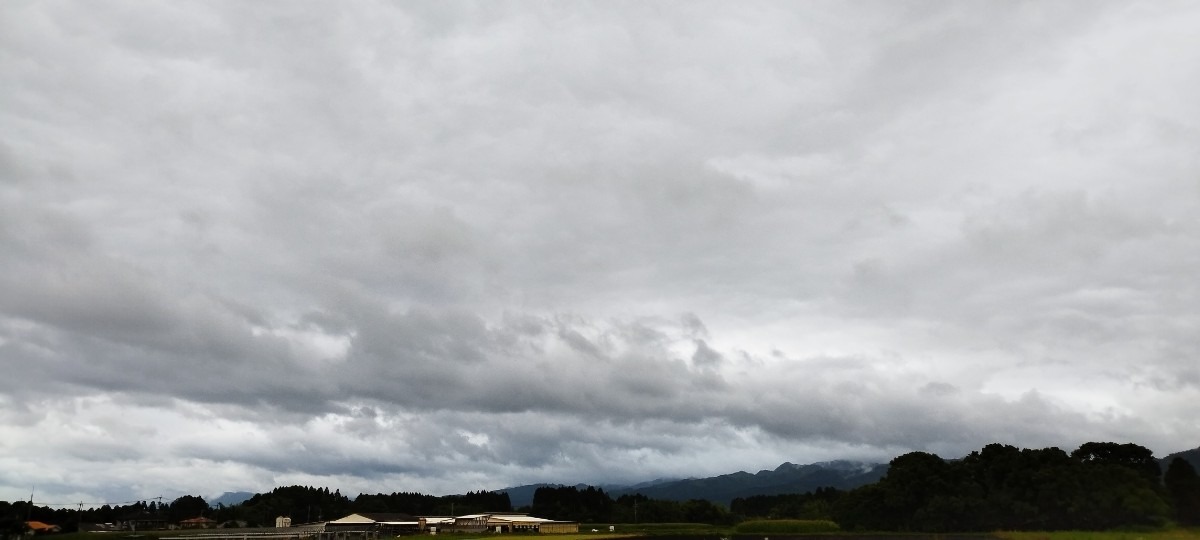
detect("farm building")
[325,513,420,534]
[179,517,217,529]
[425,513,578,534]
[326,512,578,535]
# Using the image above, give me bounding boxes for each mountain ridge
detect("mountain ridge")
[1160,446,1200,471]
[499,460,887,507]
[209,445,1200,510]
[209,491,254,508]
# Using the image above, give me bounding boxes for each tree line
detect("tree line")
[0,486,511,535]
[4,441,1198,535]
[828,442,1200,531]
[530,442,1200,531]
[1,499,182,536]
[201,486,510,527]
[529,486,735,525]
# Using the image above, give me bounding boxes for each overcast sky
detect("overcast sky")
[2,1,1199,507]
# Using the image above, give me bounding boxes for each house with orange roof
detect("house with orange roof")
[24,521,61,534]
[179,517,217,529]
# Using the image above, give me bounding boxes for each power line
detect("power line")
[25,498,171,508]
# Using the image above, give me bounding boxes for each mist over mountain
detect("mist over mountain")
[610,460,887,505]
[501,460,886,507]
[209,491,254,508]
[500,477,681,509]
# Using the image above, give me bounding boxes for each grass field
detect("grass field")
[37,526,1200,540]
[995,530,1200,540]
[732,519,841,534]
[587,523,723,533]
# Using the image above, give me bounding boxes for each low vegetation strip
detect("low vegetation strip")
[995,531,1200,540]
[733,520,841,534]
[594,523,724,534]
[520,535,640,540]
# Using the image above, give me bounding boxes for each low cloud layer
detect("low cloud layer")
[2,1,1199,504]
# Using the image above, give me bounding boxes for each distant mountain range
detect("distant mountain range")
[501,460,889,507]
[503,446,1200,507]
[1161,446,1200,471]
[206,445,1199,510]
[209,491,254,507]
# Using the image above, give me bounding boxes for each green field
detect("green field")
[33,526,1200,540]
[732,519,841,534]
[995,530,1200,540]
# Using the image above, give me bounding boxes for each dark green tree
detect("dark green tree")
[611,493,684,524]
[681,499,731,525]
[349,495,391,514]
[731,487,841,520]
[168,495,210,523]
[830,483,887,531]
[1165,457,1200,525]
[531,486,612,523]
[1071,442,1161,484]
[436,491,511,515]
[0,501,27,540]
[831,442,1172,532]
[239,486,351,527]
[0,519,26,540]
[876,451,955,530]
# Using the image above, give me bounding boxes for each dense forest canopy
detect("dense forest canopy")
[830,442,1192,531]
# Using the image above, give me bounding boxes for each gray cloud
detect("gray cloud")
[2,0,1199,503]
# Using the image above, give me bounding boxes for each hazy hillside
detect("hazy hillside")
[215,446,1197,512]
[502,478,680,508]
[209,491,254,508]
[501,461,886,507]
[608,460,887,505]
[500,483,559,508]
[1160,446,1200,471]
